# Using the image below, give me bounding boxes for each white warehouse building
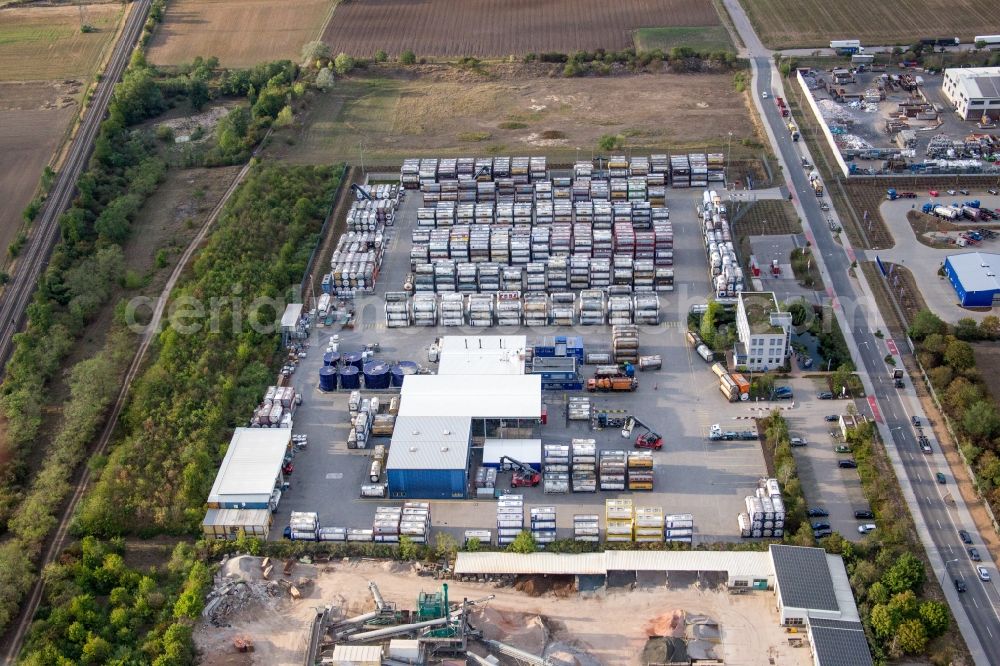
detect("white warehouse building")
[942,67,1000,120]
[734,291,792,371]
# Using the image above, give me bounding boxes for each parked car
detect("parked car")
[955,578,967,593]
[824,414,839,422]
[790,437,807,447]
[947,189,957,195]
[911,416,921,427]
[835,445,852,453]
[282,526,292,539]
[839,459,858,469]
[855,510,875,519]
[959,189,970,196]
[813,529,833,539]
[807,508,829,517]
[959,529,973,544]
[858,523,877,534]
[969,547,982,562]
[988,188,998,195]
[977,566,991,582]
[817,391,834,400]
[936,472,947,484]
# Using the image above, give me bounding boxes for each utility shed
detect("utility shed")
[201,508,272,540]
[944,252,1000,307]
[206,428,289,509]
[386,415,471,499]
[437,335,527,375]
[328,644,383,666]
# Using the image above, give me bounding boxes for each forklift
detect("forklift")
[499,456,541,488]
[621,416,663,450]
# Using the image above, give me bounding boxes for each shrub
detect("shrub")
[400,50,416,65]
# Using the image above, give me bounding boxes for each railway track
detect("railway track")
[0,0,152,373]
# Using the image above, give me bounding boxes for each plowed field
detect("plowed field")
[323,0,721,57]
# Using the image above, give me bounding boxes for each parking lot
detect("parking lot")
[270,176,886,546]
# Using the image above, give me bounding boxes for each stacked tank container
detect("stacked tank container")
[496,291,522,326]
[571,439,597,493]
[401,501,431,544]
[568,396,591,421]
[384,292,411,328]
[599,450,626,491]
[438,293,465,326]
[467,293,494,327]
[373,506,402,543]
[665,513,694,543]
[530,506,557,546]
[412,294,437,326]
[633,294,660,324]
[612,325,639,364]
[740,478,784,538]
[578,290,605,326]
[496,494,524,547]
[635,507,665,543]
[289,512,319,541]
[523,293,549,327]
[573,514,600,542]
[543,444,570,494]
[549,292,575,326]
[605,499,634,543]
[627,451,654,491]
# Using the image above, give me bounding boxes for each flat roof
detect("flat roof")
[330,645,383,663]
[739,292,786,334]
[483,439,542,465]
[946,67,1000,99]
[438,335,527,376]
[397,375,541,418]
[809,619,874,666]
[454,552,608,576]
[947,252,1000,293]
[280,303,303,328]
[202,508,272,528]
[207,428,289,502]
[386,416,471,470]
[770,545,839,612]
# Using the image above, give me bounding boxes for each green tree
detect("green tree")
[333,52,355,75]
[894,618,928,654]
[374,49,388,62]
[400,50,416,65]
[274,105,294,127]
[979,315,1000,339]
[81,635,112,664]
[700,300,720,349]
[944,339,975,370]
[867,580,889,605]
[316,68,335,91]
[962,401,1000,442]
[909,309,947,341]
[831,364,853,396]
[888,589,919,618]
[882,552,925,594]
[870,603,901,639]
[598,134,623,152]
[508,530,537,554]
[918,600,949,637]
[927,365,953,391]
[954,317,980,340]
[399,535,419,560]
[301,40,330,63]
[944,377,983,417]
[464,537,481,552]
[434,532,458,560]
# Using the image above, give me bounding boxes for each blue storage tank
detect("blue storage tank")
[364,361,391,389]
[339,365,360,389]
[323,351,340,367]
[391,361,419,387]
[343,351,364,370]
[318,366,338,391]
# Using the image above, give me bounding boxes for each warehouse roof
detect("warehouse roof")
[808,619,874,666]
[946,252,1000,293]
[482,439,542,465]
[202,508,272,528]
[770,545,839,612]
[437,335,527,376]
[386,416,471,470]
[946,67,1000,99]
[454,552,608,576]
[207,428,289,502]
[397,375,541,418]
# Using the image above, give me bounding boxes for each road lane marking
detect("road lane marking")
[937,519,942,529]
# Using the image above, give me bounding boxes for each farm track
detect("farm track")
[323,0,719,57]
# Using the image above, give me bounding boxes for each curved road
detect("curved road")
[0,0,152,371]
[721,0,1000,661]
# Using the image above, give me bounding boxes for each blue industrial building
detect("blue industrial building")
[944,252,1000,307]
[386,415,471,499]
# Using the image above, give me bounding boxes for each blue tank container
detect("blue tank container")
[339,365,360,389]
[364,361,391,389]
[343,351,364,370]
[323,351,340,367]
[318,366,338,392]
[391,361,419,387]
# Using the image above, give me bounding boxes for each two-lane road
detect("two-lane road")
[754,56,1000,663]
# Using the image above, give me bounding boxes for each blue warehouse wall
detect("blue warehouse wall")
[388,468,467,499]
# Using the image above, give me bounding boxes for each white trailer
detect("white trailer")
[974,35,1000,48]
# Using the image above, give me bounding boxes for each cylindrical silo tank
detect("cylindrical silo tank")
[318,366,338,392]
[391,361,418,387]
[364,361,391,390]
[339,365,360,389]
[343,351,364,370]
[323,351,340,367]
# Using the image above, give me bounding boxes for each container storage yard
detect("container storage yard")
[203,155,775,551]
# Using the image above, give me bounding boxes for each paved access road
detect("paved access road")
[0,0,152,373]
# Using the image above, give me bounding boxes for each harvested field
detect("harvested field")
[322,0,721,57]
[740,0,1000,49]
[146,0,337,67]
[633,25,733,52]
[267,66,757,165]
[0,2,121,80]
[0,82,77,257]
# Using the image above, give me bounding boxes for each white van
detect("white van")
[857,523,877,534]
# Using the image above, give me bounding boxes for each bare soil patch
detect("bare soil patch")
[146,0,336,67]
[0,2,121,80]
[267,67,757,165]
[323,0,719,57]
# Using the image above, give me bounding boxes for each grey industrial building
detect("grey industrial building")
[944,251,1000,307]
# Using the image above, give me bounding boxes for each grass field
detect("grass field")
[266,66,757,165]
[0,3,121,80]
[740,0,1000,48]
[0,82,76,258]
[146,0,336,67]
[633,25,733,52]
[323,0,720,57]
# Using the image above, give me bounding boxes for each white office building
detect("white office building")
[942,67,1000,120]
[734,292,792,371]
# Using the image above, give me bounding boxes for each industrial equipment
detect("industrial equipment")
[499,456,541,488]
[621,416,663,450]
